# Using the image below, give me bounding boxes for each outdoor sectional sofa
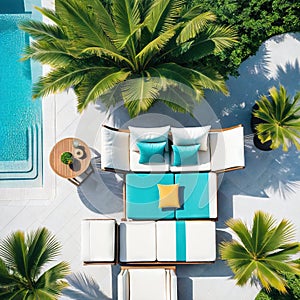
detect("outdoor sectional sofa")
[81,124,245,298]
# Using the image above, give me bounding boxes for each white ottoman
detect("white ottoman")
[119,221,156,262]
[81,219,116,263]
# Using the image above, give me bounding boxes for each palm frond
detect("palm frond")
[0,231,28,278]
[136,25,179,66]
[77,69,131,112]
[32,64,97,99]
[190,67,228,95]
[19,20,66,42]
[0,258,15,285]
[144,0,185,36]
[85,0,117,41]
[36,262,70,289]
[34,6,62,25]
[259,218,296,255]
[112,0,140,51]
[22,41,74,67]
[205,25,238,53]
[251,211,276,254]
[149,63,203,100]
[57,0,115,51]
[226,218,255,256]
[82,47,134,69]
[256,262,287,293]
[177,11,216,44]
[122,76,160,117]
[27,228,62,280]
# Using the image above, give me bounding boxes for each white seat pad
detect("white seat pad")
[156,221,177,261]
[185,221,216,261]
[129,269,166,300]
[81,219,115,262]
[119,221,156,262]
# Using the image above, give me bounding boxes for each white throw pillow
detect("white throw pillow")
[171,126,211,151]
[129,125,170,152]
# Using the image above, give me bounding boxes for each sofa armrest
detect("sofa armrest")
[101,126,130,171]
[118,270,129,300]
[170,270,178,300]
[210,125,245,172]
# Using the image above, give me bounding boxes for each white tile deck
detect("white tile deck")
[0,5,299,299]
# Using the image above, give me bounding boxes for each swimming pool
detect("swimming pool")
[0,0,42,187]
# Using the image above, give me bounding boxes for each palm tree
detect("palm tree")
[0,227,70,299]
[220,211,300,293]
[20,0,237,117]
[253,85,300,151]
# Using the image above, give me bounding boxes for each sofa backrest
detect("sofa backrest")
[101,124,245,173]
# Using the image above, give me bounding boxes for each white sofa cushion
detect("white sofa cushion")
[210,126,245,171]
[170,140,211,172]
[101,126,130,171]
[119,221,156,262]
[156,221,216,262]
[171,126,211,151]
[156,221,177,261]
[129,269,167,300]
[186,221,216,261]
[81,219,115,262]
[129,125,170,152]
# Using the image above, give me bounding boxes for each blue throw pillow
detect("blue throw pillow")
[172,144,200,166]
[137,141,166,164]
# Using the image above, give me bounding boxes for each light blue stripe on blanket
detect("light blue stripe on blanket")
[176,221,186,261]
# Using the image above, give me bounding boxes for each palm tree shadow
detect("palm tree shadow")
[63,272,111,300]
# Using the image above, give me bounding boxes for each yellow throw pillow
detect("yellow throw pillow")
[157,184,180,208]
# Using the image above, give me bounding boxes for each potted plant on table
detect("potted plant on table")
[61,152,73,165]
[251,85,300,151]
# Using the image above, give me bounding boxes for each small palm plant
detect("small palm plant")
[220,211,300,293]
[20,0,237,117]
[0,227,70,299]
[253,85,300,151]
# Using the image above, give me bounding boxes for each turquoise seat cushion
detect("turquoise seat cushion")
[126,173,175,220]
[175,173,210,219]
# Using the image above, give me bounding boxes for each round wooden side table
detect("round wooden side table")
[49,138,91,179]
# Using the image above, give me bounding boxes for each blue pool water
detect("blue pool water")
[0,1,43,187]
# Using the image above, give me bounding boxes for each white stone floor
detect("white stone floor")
[0,18,299,300]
